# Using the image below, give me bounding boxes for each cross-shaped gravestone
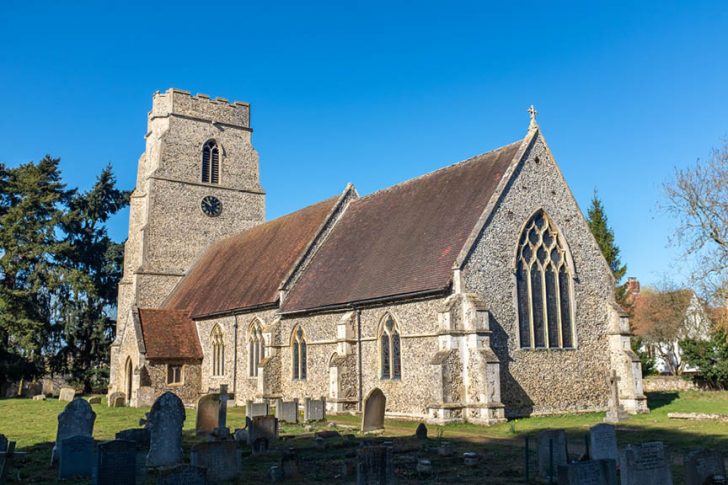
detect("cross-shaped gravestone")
[214,384,230,439]
[605,370,628,423]
[0,441,28,483]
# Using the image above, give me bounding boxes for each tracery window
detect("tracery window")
[516,210,574,349]
[201,140,220,184]
[291,326,307,381]
[379,315,401,380]
[211,325,225,376]
[248,321,264,377]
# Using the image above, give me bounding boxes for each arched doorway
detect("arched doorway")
[124,357,133,400]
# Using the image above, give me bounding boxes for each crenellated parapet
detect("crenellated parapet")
[150,88,250,129]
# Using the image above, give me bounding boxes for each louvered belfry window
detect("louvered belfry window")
[380,316,402,379]
[516,210,574,349]
[202,140,220,184]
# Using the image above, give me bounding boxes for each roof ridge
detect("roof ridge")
[355,139,523,203]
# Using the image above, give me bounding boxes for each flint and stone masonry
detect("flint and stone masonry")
[109,89,648,423]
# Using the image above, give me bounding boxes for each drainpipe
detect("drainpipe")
[233,315,239,398]
[356,307,363,412]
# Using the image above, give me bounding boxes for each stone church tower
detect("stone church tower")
[109,89,265,392]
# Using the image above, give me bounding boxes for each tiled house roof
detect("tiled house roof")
[137,308,203,360]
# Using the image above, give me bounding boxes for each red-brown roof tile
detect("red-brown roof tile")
[137,308,203,360]
[163,197,339,317]
[282,140,523,313]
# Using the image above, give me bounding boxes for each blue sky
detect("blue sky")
[1,1,726,288]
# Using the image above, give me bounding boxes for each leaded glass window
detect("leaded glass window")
[248,322,264,377]
[516,210,574,349]
[380,316,402,379]
[211,325,225,376]
[202,140,220,184]
[292,326,307,380]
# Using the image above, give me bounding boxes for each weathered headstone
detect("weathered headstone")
[246,400,269,419]
[537,429,568,481]
[195,393,220,435]
[415,423,427,441]
[0,435,7,453]
[109,392,126,407]
[619,441,673,485]
[557,459,618,485]
[304,397,326,422]
[136,386,156,407]
[146,392,185,468]
[115,428,150,450]
[590,423,618,462]
[362,389,386,432]
[87,396,102,405]
[59,387,76,402]
[604,370,628,423]
[281,450,301,479]
[215,384,231,437]
[190,440,239,482]
[276,398,299,423]
[53,398,96,464]
[684,448,726,485]
[93,439,136,485]
[357,445,394,484]
[248,415,279,445]
[157,464,207,485]
[32,394,46,401]
[252,437,270,454]
[58,435,95,480]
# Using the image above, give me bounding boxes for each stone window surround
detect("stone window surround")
[378,313,402,381]
[290,324,307,381]
[211,324,225,377]
[200,139,224,185]
[167,364,184,386]
[512,208,579,351]
[247,318,265,378]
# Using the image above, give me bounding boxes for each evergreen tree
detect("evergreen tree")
[53,165,130,392]
[587,191,628,303]
[0,156,70,385]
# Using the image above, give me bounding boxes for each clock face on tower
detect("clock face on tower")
[201,195,222,217]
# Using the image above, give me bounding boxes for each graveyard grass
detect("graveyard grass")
[1,391,727,483]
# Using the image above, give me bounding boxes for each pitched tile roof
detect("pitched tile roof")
[163,196,339,318]
[282,140,523,313]
[137,308,203,360]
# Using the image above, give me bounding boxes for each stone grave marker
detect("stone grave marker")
[53,398,96,464]
[252,437,270,454]
[115,428,150,450]
[276,398,299,423]
[619,441,673,485]
[195,393,220,435]
[58,435,95,480]
[33,394,46,401]
[190,440,239,482]
[590,423,618,462]
[304,397,326,422]
[281,449,300,479]
[136,386,156,407]
[537,429,568,481]
[0,435,7,453]
[87,396,102,405]
[146,392,185,468]
[248,415,279,445]
[684,448,726,485]
[357,445,394,484]
[109,392,126,407]
[246,400,269,418]
[93,439,136,485]
[59,387,76,402]
[604,370,628,423]
[157,464,207,485]
[557,459,618,485]
[415,423,427,441]
[361,389,386,432]
[214,384,231,437]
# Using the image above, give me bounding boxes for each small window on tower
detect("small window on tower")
[201,140,220,184]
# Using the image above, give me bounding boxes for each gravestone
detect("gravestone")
[362,389,386,432]
[109,392,126,407]
[281,449,301,479]
[248,415,279,445]
[59,387,76,402]
[557,459,618,485]
[304,397,326,422]
[33,394,46,401]
[252,437,270,454]
[58,435,95,480]
[246,400,269,418]
[196,393,220,435]
[146,392,185,468]
[590,423,618,462]
[604,370,628,423]
[93,439,136,485]
[0,435,7,453]
[115,428,150,450]
[276,399,299,423]
[537,429,568,481]
[684,448,726,485]
[136,386,156,407]
[415,423,427,441]
[157,464,207,485]
[619,441,673,485]
[357,445,394,484]
[53,398,96,464]
[190,440,239,482]
[214,384,231,437]
[87,396,101,405]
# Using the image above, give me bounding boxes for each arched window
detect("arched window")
[248,321,264,377]
[291,326,307,380]
[379,315,401,380]
[516,210,574,349]
[201,140,220,184]
[211,325,225,376]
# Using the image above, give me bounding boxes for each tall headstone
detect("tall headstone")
[215,384,230,437]
[604,370,628,423]
[59,387,76,402]
[195,393,220,435]
[362,389,386,432]
[619,441,673,485]
[684,448,726,485]
[415,423,428,441]
[53,398,96,464]
[557,459,618,485]
[157,464,208,485]
[248,416,279,445]
[304,397,326,422]
[537,429,568,481]
[93,439,136,485]
[146,392,185,468]
[357,445,394,484]
[190,441,239,482]
[58,435,95,480]
[246,400,269,418]
[115,428,150,450]
[590,423,618,462]
[276,399,299,423]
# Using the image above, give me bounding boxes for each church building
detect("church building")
[108,88,648,423]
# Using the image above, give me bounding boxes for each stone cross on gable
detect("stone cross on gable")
[528,105,538,120]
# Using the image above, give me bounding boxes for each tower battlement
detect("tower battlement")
[150,88,250,128]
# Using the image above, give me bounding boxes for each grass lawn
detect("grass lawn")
[1,391,726,483]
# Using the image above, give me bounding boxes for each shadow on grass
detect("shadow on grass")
[646,391,680,410]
